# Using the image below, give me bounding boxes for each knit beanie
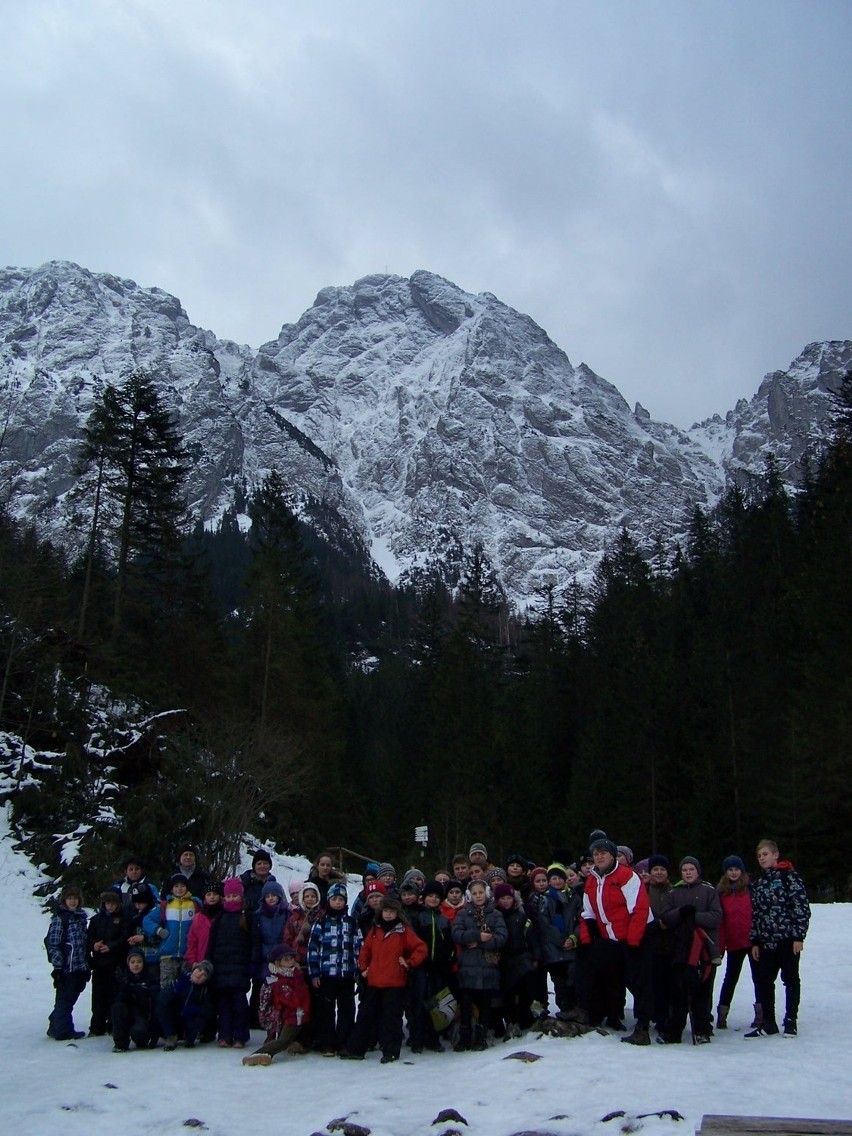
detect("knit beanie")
[589,838,618,859]
[287,877,304,897]
[547,862,568,881]
[485,867,508,885]
[364,862,380,879]
[252,848,273,868]
[529,866,548,886]
[223,878,244,909]
[402,869,426,889]
[648,854,670,871]
[679,855,702,875]
[722,855,746,873]
[469,842,488,860]
[192,959,214,979]
[365,879,388,898]
[167,873,191,893]
[444,878,463,893]
[204,879,224,897]
[493,882,514,903]
[505,852,526,870]
[126,947,146,965]
[422,879,446,900]
[377,862,396,880]
[261,880,286,902]
[327,881,348,903]
[617,845,634,865]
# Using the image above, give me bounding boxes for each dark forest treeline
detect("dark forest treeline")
[1,373,850,897]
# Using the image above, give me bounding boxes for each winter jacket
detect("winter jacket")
[283,904,323,968]
[88,905,132,969]
[128,905,161,965]
[252,901,289,974]
[143,894,200,959]
[45,906,90,975]
[451,900,509,991]
[717,886,752,953]
[527,887,579,966]
[163,970,211,1023]
[307,909,363,980]
[113,968,159,1016]
[259,965,312,1032]
[239,868,277,919]
[579,863,651,947]
[497,900,535,988]
[112,876,160,915]
[645,880,674,956]
[206,909,252,991]
[660,879,722,964]
[410,907,455,977]
[749,861,810,950]
[184,903,220,968]
[358,916,428,988]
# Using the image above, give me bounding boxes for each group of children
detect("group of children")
[44,835,810,1060]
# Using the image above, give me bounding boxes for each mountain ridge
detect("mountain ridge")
[0,260,847,605]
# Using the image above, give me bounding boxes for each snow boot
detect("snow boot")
[750,1002,763,1029]
[716,1004,729,1030]
[453,1027,472,1052]
[242,1052,273,1066]
[472,1025,488,1051]
[783,1018,797,1037]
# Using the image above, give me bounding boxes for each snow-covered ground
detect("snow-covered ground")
[2,805,850,1136]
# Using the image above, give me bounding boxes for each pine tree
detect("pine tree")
[75,372,189,641]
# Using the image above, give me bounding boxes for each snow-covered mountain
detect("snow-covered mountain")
[0,261,847,605]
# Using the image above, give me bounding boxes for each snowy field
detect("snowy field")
[2,807,851,1136]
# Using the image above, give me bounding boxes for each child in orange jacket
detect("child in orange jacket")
[340,895,427,1063]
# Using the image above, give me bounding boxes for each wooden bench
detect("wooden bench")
[699,1117,852,1136]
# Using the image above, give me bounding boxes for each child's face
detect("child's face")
[533,875,548,893]
[190,967,209,985]
[401,891,419,906]
[507,862,524,878]
[367,893,383,910]
[125,863,143,880]
[381,906,398,922]
[649,866,669,884]
[205,891,221,905]
[264,893,280,907]
[548,874,565,891]
[446,886,463,904]
[757,846,779,869]
[64,895,80,910]
[328,895,347,911]
[469,884,487,906]
[454,863,470,880]
[424,892,441,908]
[303,890,320,909]
[127,955,145,975]
[725,866,742,882]
[469,865,485,880]
[171,883,188,899]
[497,894,514,912]
[104,900,121,915]
[565,869,580,887]
[681,864,699,884]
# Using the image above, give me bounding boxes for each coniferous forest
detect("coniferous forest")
[1,373,850,898]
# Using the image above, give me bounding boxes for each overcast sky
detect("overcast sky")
[2,0,850,428]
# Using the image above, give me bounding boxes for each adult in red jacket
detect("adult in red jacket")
[564,837,653,1045]
[340,896,428,1063]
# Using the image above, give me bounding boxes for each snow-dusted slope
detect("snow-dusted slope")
[0,261,846,605]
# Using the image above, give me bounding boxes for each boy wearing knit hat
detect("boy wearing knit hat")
[307,881,362,1055]
[657,856,722,1044]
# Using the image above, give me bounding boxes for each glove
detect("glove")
[157,927,170,940]
[679,904,696,918]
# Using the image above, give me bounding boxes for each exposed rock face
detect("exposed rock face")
[0,261,846,606]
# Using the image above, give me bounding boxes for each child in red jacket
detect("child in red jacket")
[340,896,427,1063]
[242,944,311,1066]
